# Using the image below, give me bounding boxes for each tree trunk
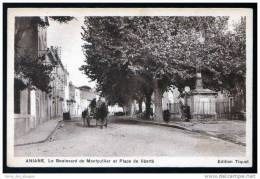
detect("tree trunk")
[127,100,134,117]
[123,99,133,116]
[138,99,143,113]
[145,94,152,119]
[153,78,163,121]
[123,106,127,115]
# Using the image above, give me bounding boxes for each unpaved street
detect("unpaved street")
[15,118,245,157]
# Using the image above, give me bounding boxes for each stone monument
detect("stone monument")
[188,72,217,119]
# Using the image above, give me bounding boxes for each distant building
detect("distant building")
[63,70,70,113]
[74,88,81,116]
[68,82,76,116]
[67,84,97,117]
[162,87,176,110]
[47,46,69,118]
[108,104,124,115]
[78,85,97,111]
[149,87,178,114]
[67,82,82,117]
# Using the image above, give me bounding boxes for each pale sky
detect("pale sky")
[47,16,241,88]
[47,17,96,88]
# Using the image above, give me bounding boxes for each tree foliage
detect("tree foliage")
[49,16,75,24]
[81,17,136,106]
[80,16,246,119]
[15,54,54,92]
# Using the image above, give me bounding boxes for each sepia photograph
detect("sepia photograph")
[3,4,256,173]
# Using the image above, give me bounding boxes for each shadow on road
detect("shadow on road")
[72,121,99,128]
[109,117,140,125]
[65,116,148,128]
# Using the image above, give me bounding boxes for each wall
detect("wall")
[63,73,70,112]
[48,47,68,118]
[14,17,51,139]
[189,95,217,117]
[74,88,81,116]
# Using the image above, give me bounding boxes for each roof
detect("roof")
[78,85,91,90]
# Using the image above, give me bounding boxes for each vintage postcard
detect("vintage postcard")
[3,4,256,172]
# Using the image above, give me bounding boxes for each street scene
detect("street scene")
[15,117,245,157]
[13,15,246,158]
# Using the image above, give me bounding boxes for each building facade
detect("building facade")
[78,86,97,112]
[14,17,51,139]
[14,17,70,139]
[68,82,81,117]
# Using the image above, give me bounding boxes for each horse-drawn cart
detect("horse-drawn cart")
[82,101,108,129]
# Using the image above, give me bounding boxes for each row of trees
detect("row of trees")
[80,16,246,120]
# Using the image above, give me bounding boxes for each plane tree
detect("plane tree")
[80,16,246,120]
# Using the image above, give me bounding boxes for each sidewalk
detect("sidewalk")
[172,120,246,146]
[131,118,246,146]
[15,118,62,146]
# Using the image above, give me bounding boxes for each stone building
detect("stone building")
[63,70,70,113]
[164,88,181,119]
[14,17,51,138]
[68,82,76,116]
[47,46,69,118]
[68,82,81,117]
[75,88,82,116]
[14,17,70,139]
[78,86,97,112]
